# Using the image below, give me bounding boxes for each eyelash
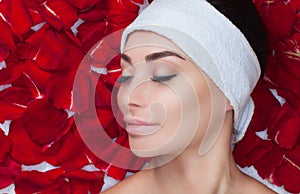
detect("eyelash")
[117,74,177,83]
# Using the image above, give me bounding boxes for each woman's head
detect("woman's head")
[118,31,229,158]
[118,0,268,157]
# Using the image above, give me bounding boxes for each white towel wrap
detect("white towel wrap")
[120,0,261,143]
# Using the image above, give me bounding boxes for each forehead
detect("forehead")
[124,31,186,56]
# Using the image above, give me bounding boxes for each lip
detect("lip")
[123,116,158,125]
[123,116,160,136]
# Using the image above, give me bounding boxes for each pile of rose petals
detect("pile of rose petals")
[233,0,300,193]
[0,0,147,193]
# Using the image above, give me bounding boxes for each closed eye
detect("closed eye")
[117,75,133,83]
[150,74,177,82]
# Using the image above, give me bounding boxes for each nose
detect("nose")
[118,80,155,119]
[127,81,152,109]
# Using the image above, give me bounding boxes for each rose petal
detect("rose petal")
[71,69,92,113]
[21,25,67,71]
[250,80,281,130]
[67,0,100,9]
[0,0,32,37]
[0,87,35,106]
[19,60,52,94]
[8,119,43,165]
[21,98,69,145]
[95,80,112,108]
[12,73,40,100]
[37,0,78,30]
[106,0,140,13]
[257,0,296,39]
[100,55,122,86]
[0,17,15,61]
[233,129,274,167]
[0,156,21,189]
[65,170,104,194]
[0,130,11,163]
[45,46,84,109]
[0,101,26,122]
[253,145,284,179]
[274,159,300,193]
[0,65,22,85]
[266,55,300,95]
[276,34,300,79]
[78,1,106,22]
[14,168,66,194]
[0,45,9,61]
[77,21,107,51]
[268,103,300,149]
[107,9,137,25]
[96,108,114,129]
[40,123,89,170]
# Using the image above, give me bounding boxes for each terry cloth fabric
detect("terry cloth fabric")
[120,0,261,143]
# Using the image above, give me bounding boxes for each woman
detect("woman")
[103,0,275,193]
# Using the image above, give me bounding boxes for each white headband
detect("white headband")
[120,0,261,142]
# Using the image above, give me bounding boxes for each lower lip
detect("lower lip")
[126,124,160,136]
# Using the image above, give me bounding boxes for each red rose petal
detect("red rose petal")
[46,70,74,110]
[21,25,67,71]
[266,55,300,95]
[106,0,140,13]
[8,119,43,165]
[77,21,107,51]
[0,17,15,61]
[276,34,300,79]
[0,156,21,189]
[14,168,66,194]
[285,145,300,167]
[96,108,114,129]
[12,73,40,100]
[71,69,92,113]
[95,80,112,108]
[0,101,26,121]
[19,60,52,94]
[40,123,88,170]
[0,87,35,106]
[250,80,281,130]
[37,0,78,30]
[257,0,296,39]
[268,103,300,149]
[253,146,284,179]
[65,170,104,194]
[67,0,100,9]
[78,2,106,22]
[21,98,69,145]
[287,0,300,13]
[233,130,274,167]
[0,45,9,61]
[0,130,11,163]
[100,55,122,86]
[274,159,300,193]
[0,0,32,36]
[0,65,22,85]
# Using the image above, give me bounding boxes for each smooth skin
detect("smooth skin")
[102,31,276,194]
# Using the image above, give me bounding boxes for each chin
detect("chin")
[128,134,185,161]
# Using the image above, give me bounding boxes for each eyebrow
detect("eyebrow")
[121,50,186,64]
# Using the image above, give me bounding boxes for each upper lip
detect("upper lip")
[124,116,159,125]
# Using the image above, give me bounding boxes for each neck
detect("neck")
[150,112,243,194]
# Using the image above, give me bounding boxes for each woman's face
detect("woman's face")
[117,31,227,159]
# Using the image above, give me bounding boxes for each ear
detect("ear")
[226,98,233,112]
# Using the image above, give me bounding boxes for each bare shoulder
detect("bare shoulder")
[101,170,155,194]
